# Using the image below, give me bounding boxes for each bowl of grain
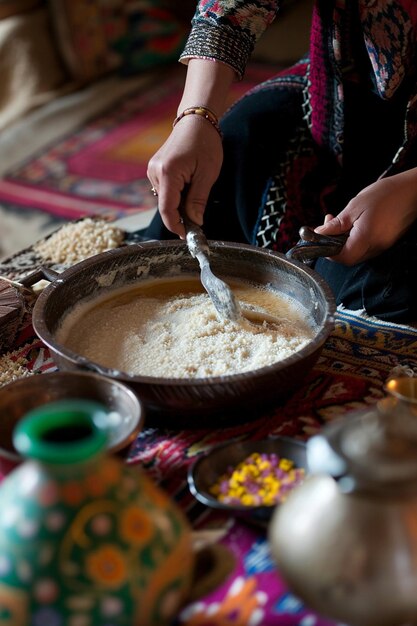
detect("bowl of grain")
[188,436,308,527]
[30,240,336,425]
[0,371,144,476]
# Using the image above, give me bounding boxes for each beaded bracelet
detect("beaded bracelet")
[173,106,223,138]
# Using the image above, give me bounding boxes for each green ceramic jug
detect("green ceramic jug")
[0,400,194,626]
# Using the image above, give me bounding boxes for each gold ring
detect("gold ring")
[151,186,158,197]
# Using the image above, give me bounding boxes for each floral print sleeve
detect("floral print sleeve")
[180,0,280,78]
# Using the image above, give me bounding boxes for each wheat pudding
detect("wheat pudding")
[56,278,315,379]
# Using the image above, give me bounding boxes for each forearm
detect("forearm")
[177,59,236,119]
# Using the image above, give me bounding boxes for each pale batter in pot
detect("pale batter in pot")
[57,279,315,379]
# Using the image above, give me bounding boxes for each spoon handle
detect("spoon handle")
[179,186,241,322]
[178,185,209,257]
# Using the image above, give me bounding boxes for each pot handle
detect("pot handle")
[17,267,61,290]
[286,226,348,266]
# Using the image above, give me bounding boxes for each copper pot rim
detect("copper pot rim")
[32,240,336,387]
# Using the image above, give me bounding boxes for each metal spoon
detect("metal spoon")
[179,190,241,322]
[179,190,289,329]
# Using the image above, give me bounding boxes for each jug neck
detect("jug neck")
[13,400,108,467]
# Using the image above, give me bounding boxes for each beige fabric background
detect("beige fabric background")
[0,6,71,131]
[0,0,313,259]
[0,0,313,133]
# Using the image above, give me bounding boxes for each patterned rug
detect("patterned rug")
[1,219,417,625]
[0,63,277,223]
[3,308,417,626]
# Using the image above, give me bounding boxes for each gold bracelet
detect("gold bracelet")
[173,106,223,138]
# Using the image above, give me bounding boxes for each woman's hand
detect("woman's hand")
[315,168,417,265]
[147,58,236,238]
[147,115,223,238]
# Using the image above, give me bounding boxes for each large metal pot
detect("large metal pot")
[30,239,336,425]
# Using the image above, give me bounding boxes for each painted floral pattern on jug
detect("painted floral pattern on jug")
[0,400,193,626]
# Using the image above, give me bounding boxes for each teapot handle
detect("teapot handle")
[307,434,356,493]
[307,435,346,477]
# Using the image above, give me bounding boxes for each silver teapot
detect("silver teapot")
[269,377,417,626]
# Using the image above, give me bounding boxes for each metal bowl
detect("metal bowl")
[30,241,336,426]
[0,371,144,476]
[188,436,308,527]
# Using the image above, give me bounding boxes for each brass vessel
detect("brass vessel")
[269,377,417,626]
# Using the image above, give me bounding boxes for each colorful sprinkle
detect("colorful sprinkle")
[209,452,305,507]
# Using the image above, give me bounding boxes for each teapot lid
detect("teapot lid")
[308,398,417,489]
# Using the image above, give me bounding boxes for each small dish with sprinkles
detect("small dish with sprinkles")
[188,436,308,527]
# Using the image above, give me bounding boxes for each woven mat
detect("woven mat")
[1,222,417,625]
[2,220,417,509]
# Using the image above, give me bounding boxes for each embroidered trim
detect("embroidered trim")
[254,79,313,250]
[180,23,253,80]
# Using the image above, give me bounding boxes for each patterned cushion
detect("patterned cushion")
[0,0,42,20]
[48,0,188,82]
